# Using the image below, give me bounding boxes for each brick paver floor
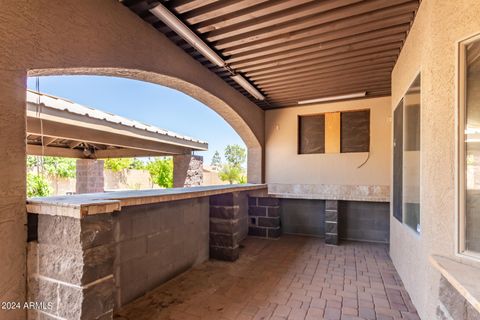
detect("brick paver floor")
[115,235,420,320]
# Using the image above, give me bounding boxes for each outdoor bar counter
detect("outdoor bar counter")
[26,184,267,320]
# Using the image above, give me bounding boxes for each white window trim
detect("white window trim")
[456,32,480,261]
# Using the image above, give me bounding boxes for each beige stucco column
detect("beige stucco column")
[76,159,105,194]
[0,71,27,320]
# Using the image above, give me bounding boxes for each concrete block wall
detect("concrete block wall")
[113,197,209,307]
[27,214,115,320]
[76,159,105,194]
[248,197,281,239]
[209,192,248,261]
[279,199,390,244]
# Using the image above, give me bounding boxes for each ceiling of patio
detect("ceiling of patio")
[122,0,420,109]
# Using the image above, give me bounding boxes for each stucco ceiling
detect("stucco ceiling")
[122,0,420,109]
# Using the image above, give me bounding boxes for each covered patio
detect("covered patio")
[1,1,480,320]
[115,236,418,320]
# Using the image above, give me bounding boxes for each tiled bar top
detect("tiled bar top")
[27,184,267,218]
[268,183,390,202]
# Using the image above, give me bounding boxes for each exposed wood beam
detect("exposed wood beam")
[68,141,83,149]
[183,0,267,25]
[255,63,395,86]
[27,145,85,158]
[41,137,57,146]
[249,53,398,81]
[261,74,392,93]
[265,76,391,97]
[229,29,407,69]
[95,148,174,159]
[170,0,219,14]
[209,0,413,45]
[218,4,416,53]
[207,0,366,42]
[241,43,402,75]
[269,84,392,103]
[196,0,315,33]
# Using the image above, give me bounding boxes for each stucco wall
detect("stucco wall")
[0,2,265,318]
[390,0,480,318]
[265,96,391,199]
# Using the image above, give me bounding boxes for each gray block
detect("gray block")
[325,200,338,210]
[118,237,147,263]
[210,246,239,261]
[258,217,280,228]
[325,222,338,234]
[267,207,280,217]
[210,206,238,219]
[249,226,267,237]
[258,197,280,206]
[248,206,267,217]
[210,218,240,234]
[267,227,281,239]
[325,234,338,245]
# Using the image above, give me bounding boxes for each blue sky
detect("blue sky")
[27,75,245,165]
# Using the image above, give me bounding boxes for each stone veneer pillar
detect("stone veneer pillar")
[209,192,248,261]
[325,200,339,245]
[173,155,203,188]
[247,197,281,239]
[76,159,105,194]
[27,214,115,319]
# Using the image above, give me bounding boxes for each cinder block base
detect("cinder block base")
[248,197,281,239]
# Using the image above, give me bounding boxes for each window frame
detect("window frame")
[391,72,421,235]
[297,109,371,155]
[457,32,480,261]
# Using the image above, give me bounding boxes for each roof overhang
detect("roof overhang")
[26,90,208,158]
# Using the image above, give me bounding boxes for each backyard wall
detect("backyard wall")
[265,96,391,200]
[390,0,480,319]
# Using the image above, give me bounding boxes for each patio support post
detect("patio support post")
[27,214,115,319]
[209,192,248,261]
[173,154,203,188]
[76,159,105,194]
[325,200,339,245]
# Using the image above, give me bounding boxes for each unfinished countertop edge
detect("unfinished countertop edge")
[27,184,268,218]
[429,255,480,313]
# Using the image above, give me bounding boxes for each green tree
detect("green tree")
[211,150,222,170]
[42,157,76,178]
[224,144,246,167]
[129,158,145,170]
[218,145,247,184]
[104,158,133,172]
[146,157,173,188]
[219,164,242,184]
[27,173,51,198]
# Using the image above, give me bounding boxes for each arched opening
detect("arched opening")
[26,74,251,193]
[28,68,263,184]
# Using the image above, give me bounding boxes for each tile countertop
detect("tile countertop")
[27,184,267,219]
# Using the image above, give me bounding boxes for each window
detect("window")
[298,114,325,154]
[298,110,370,154]
[393,74,421,233]
[341,110,370,153]
[459,35,480,255]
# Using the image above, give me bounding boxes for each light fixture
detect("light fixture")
[298,92,367,105]
[149,3,225,68]
[150,3,226,67]
[149,3,266,101]
[231,74,265,101]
